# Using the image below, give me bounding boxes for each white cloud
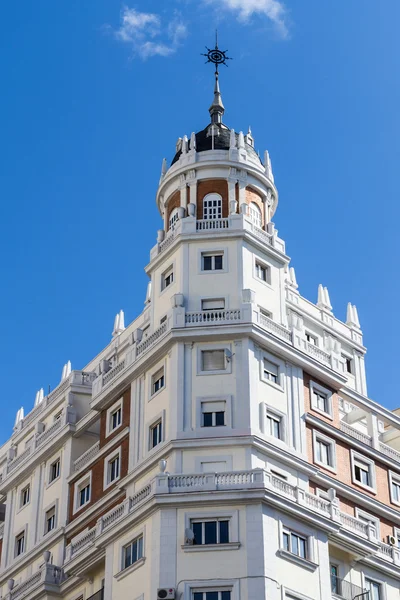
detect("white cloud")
[206,0,288,38]
[114,7,187,59]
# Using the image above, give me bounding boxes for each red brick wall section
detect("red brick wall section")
[99,387,131,448]
[245,187,264,227]
[68,435,129,523]
[166,191,181,230]
[196,179,229,219]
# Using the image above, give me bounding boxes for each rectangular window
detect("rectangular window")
[391,476,400,503]
[263,359,278,384]
[282,528,307,559]
[152,368,165,395]
[201,350,225,372]
[260,308,272,320]
[203,196,222,220]
[266,413,281,439]
[255,261,269,283]
[161,266,174,290]
[201,401,226,427]
[365,579,381,600]
[20,485,30,507]
[312,390,328,413]
[202,253,223,271]
[342,355,353,374]
[45,507,56,533]
[315,438,332,466]
[79,483,90,507]
[191,519,229,545]
[194,592,231,600]
[306,332,318,346]
[330,564,339,595]
[110,407,122,431]
[108,455,120,483]
[49,459,60,483]
[354,458,371,487]
[201,299,225,311]
[150,421,162,449]
[15,533,25,556]
[123,535,144,570]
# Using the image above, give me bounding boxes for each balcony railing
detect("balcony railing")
[9,564,64,600]
[259,313,291,342]
[185,309,241,325]
[196,218,229,230]
[379,441,400,463]
[331,574,368,600]
[73,441,100,472]
[65,468,381,564]
[340,421,372,447]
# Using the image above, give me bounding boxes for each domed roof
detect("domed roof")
[171,122,262,166]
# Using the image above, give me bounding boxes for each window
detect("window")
[282,528,307,559]
[203,194,222,220]
[201,350,226,372]
[351,452,376,491]
[355,509,380,538]
[53,411,62,422]
[249,202,262,228]
[263,359,278,384]
[390,472,400,505]
[365,579,381,600]
[201,298,225,311]
[330,564,339,596]
[194,592,231,600]
[15,532,25,557]
[152,368,165,395]
[260,308,272,320]
[123,535,144,570]
[342,355,353,374]
[310,381,332,418]
[49,459,60,483]
[255,261,269,283]
[202,253,223,271]
[169,208,179,230]
[162,267,174,290]
[201,401,225,427]
[270,470,287,481]
[79,483,90,507]
[45,507,56,534]
[191,519,229,545]
[20,485,30,507]
[108,455,120,483]
[267,413,281,439]
[111,407,122,431]
[305,332,318,346]
[150,420,162,449]
[313,431,336,470]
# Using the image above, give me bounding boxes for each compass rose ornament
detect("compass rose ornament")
[201,32,232,75]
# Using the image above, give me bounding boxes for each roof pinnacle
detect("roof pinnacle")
[202,35,231,125]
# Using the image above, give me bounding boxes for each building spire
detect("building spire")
[202,34,231,125]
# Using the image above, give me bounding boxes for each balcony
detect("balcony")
[7,564,64,600]
[73,440,100,472]
[185,309,241,326]
[65,468,380,565]
[331,574,368,600]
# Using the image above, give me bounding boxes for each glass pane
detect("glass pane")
[283,532,290,551]
[192,522,202,545]
[215,412,225,426]
[219,521,229,543]
[204,521,217,544]
[291,534,299,555]
[193,594,203,600]
[203,412,213,427]
[298,537,306,558]
[124,545,132,569]
[221,592,231,600]
[214,255,223,270]
[203,256,212,270]
[206,592,218,600]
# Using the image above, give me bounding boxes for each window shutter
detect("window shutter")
[202,350,225,371]
[264,359,278,377]
[201,401,226,413]
[202,299,225,310]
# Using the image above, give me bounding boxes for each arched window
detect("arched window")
[169,207,179,230]
[249,202,262,228]
[203,193,222,220]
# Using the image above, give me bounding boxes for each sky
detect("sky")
[0,0,399,444]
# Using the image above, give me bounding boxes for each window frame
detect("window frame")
[48,457,61,484]
[350,450,376,493]
[312,430,337,472]
[20,484,30,509]
[44,505,56,535]
[201,298,226,311]
[15,530,26,558]
[161,264,175,292]
[184,510,239,551]
[149,420,163,450]
[184,581,239,600]
[261,405,287,443]
[122,534,144,570]
[196,396,232,431]
[105,397,124,437]
[198,345,232,376]
[253,256,271,286]
[104,448,122,490]
[362,575,385,600]
[309,380,333,419]
[115,526,146,580]
[198,248,228,274]
[260,350,285,391]
[203,193,223,220]
[389,471,400,506]
[151,366,165,397]
[305,332,318,346]
[249,201,262,228]
[278,521,317,570]
[73,472,92,514]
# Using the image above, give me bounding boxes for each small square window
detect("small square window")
[20,485,30,508]
[123,535,144,570]
[152,368,165,395]
[282,528,307,559]
[162,267,174,290]
[45,507,56,534]
[305,332,318,346]
[150,420,162,449]
[263,359,279,384]
[191,519,229,545]
[201,350,225,372]
[202,253,223,271]
[201,401,226,427]
[15,532,25,557]
[49,459,60,483]
[255,261,269,283]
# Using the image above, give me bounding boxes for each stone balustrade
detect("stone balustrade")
[185,309,241,325]
[340,421,373,447]
[7,564,64,600]
[73,440,101,472]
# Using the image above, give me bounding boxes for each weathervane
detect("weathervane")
[201,31,232,75]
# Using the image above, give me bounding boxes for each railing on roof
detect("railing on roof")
[340,421,373,447]
[259,313,291,342]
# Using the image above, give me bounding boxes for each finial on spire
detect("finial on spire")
[202,35,232,125]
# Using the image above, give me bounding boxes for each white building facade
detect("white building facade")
[0,74,399,600]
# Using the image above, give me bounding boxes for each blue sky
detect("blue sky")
[0,0,399,443]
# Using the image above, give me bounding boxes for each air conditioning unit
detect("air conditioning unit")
[387,535,397,546]
[157,589,175,600]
